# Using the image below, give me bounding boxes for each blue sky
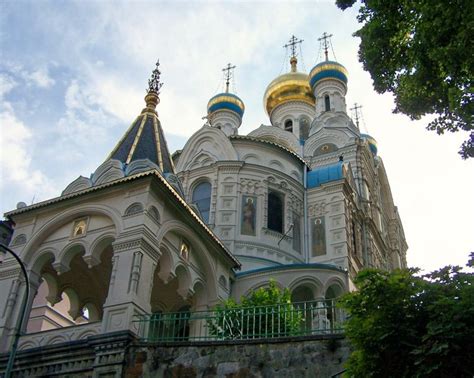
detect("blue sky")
[1,0,473,271]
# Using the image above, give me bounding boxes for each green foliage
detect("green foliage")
[339,254,474,377]
[336,0,474,158]
[207,280,303,339]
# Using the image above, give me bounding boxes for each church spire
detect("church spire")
[144,60,163,111]
[107,60,175,174]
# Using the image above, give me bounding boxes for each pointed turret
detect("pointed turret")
[108,60,175,174]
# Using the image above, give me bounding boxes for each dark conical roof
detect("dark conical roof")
[108,108,175,174]
[107,60,175,174]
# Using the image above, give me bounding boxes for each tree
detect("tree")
[207,280,303,339]
[339,254,474,377]
[336,0,474,158]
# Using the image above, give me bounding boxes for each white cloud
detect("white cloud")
[29,67,55,88]
[0,102,56,206]
[57,80,115,147]
[0,73,17,99]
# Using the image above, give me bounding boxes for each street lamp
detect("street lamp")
[0,243,30,378]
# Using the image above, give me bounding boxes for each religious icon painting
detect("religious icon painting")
[72,218,88,239]
[241,195,257,236]
[311,217,326,256]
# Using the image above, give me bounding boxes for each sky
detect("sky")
[0,0,472,272]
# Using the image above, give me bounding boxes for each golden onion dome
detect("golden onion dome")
[263,58,315,117]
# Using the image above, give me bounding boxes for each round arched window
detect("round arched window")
[284,119,293,132]
[192,182,211,223]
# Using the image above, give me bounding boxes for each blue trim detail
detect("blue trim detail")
[307,162,344,189]
[310,70,348,89]
[208,101,244,117]
[235,263,346,277]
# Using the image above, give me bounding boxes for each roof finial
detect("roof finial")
[145,60,163,110]
[222,63,236,93]
[318,32,333,61]
[350,102,363,128]
[284,35,303,72]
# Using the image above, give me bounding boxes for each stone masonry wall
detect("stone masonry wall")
[126,336,349,378]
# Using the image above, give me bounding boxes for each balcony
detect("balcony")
[134,299,345,343]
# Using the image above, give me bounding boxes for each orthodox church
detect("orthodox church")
[0,34,406,374]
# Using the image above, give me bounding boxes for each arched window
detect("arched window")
[284,119,293,132]
[267,191,284,233]
[324,95,331,111]
[192,182,211,223]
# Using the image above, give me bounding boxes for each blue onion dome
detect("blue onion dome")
[309,60,348,91]
[207,92,245,118]
[361,133,378,155]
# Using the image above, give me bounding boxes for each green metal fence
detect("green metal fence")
[133,300,345,343]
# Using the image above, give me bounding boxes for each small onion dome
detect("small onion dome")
[263,63,315,116]
[309,60,348,91]
[207,92,245,118]
[361,133,378,155]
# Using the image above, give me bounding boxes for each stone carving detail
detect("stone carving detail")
[11,234,27,246]
[240,178,261,195]
[128,251,143,294]
[289,193,303,214]
[109,255,119,288]
[308,201,327,217]
[113,238,160,261]
[223,184,234,195]
[17,322,101,350]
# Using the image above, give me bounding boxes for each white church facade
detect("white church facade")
[0,36,407,372]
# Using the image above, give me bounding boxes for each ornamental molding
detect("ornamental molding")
[308,201,328,217]
[239,178,262,195]
[112,237,160,260]
[0,267,21,279]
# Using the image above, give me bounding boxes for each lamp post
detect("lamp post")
[0,243,30,378]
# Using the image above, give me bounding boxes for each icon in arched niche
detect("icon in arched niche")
[241,196,256,236]
[180,240,190,261]
[311,217,326,256]
[72,218,88,238]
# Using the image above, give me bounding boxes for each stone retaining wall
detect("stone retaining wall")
[127,336,349,378]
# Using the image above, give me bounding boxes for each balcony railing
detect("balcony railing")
[133,300,345,343]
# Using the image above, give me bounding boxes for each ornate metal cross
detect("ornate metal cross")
[147,60,163,95]
[222,63,236,93]
[284,35,303,58]
[350,103,363,127]
[318,32,333,61]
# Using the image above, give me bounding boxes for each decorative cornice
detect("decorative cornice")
[112,237,160,261]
